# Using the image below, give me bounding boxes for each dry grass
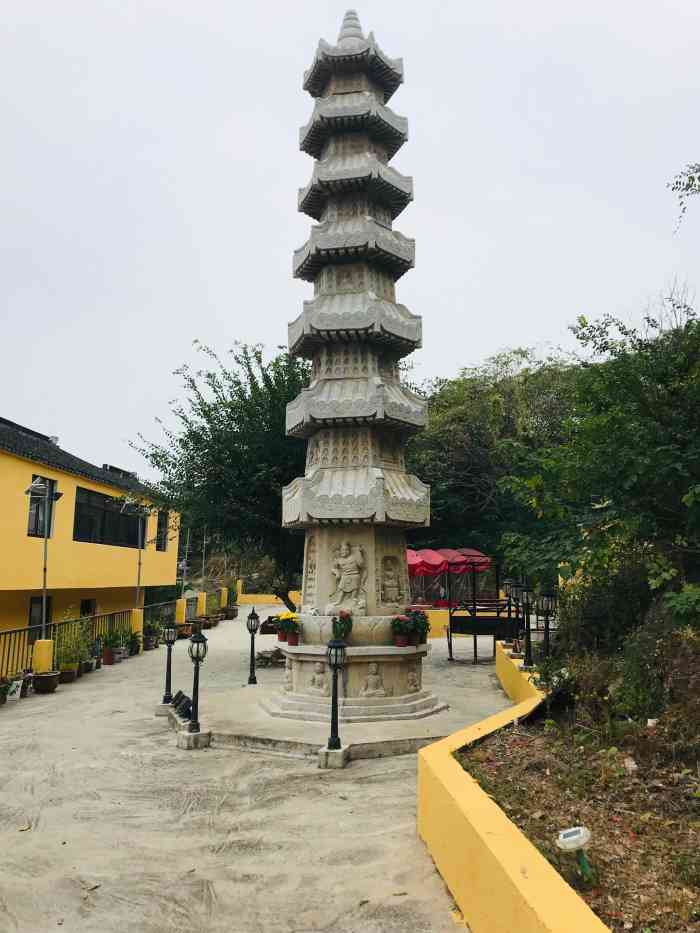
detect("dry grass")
[456,719,700,933]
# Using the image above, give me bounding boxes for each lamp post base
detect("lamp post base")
[318,745,349,770]
[177,729,211,750]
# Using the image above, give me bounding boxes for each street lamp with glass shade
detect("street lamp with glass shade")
[326,638,347,751]
[187,630,208,733]
[521,580,535,669]
[24,478,63,641]
[246,607,261,685]
[161,618,178,705]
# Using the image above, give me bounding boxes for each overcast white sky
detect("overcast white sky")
[2,0,698,478]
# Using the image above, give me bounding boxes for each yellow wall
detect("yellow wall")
[0,450,179,593]
[0,587,139,632]
[417,645,609,933]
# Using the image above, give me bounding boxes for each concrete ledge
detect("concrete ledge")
[154,703,172,717]
[176,729,212,750]
[417,643,609,933]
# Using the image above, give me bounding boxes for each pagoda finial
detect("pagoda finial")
[337,9,364,46]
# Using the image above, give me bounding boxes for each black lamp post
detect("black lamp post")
[522,582,535,669]
[537,590,556,657]
[246,607,260,685]
[161,617,178,704]
[187,629,208,733]
[326,639,346,751]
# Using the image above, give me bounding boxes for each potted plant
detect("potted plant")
[78,627,94,673]
[115,632,130,661]
[57,632,81,682]
[0,678,10,706]
[285,616,301,646]
[391,614,411,648]
[143,623,159,650]
[408,608,430,645]
[91,638,103,670]
[331,609,353,641]
[272,615,286,642]
[102,630,121,665]
[129,632,143,655]
[33,670,60,694]
[19,671,33,696]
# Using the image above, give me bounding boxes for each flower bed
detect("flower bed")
[457,719,700,932]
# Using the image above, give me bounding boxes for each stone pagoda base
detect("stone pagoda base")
[260,640,447,723]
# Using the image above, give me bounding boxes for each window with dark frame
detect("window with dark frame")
[79,598,97,618]
[156,510,169,551]
[73,487,144,549]
[28,595,53,644]
[27,475,57,538]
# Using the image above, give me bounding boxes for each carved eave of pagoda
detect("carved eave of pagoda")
[288,292,422,358]
[298,155,413,221]
[285,376,427,437]
[282,467,430,528]
[299,93,408,160]
[303,33,403,102]
[293,219,414,282]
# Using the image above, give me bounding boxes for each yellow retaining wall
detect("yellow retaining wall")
[236,579,302,607]
[417,644,609,933]
[175,598,186,624]
[219,587,228,608]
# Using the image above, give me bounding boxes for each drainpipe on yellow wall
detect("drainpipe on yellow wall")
[32,639,54,674]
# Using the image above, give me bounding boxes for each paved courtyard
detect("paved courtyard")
[0,611,510,933]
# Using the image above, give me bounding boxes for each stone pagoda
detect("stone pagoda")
[266,10,443,721]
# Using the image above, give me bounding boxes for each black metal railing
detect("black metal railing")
[143,601,177,628]
[0,627,34,679]
[51,610,133,668]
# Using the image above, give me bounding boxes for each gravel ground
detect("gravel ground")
[0,611,506,933]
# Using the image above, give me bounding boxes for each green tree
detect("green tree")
[136,343,310,609]
[502,297,700,587]
[406,348,575,561]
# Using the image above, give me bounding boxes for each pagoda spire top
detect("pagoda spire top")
[337,9,364,46]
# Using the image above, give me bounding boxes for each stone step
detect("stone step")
[260,695,449,723]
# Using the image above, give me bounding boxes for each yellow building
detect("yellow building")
[0,416,179,634]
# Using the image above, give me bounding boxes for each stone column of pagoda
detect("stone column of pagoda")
[267,11,443,721]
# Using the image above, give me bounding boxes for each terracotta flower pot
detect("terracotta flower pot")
[59,668,78,683]
[287,632,299,646]
[102,649,114,665]
[33,672,60,694]
[394,635,409,648]
[409,632,420,646]
[277,630,288,642]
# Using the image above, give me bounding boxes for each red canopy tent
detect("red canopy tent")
[407,548,491,577]
[406,548,494,608]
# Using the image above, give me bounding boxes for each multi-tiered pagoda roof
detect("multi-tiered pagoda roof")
[283,10,429,529]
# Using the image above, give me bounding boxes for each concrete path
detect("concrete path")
[0,609,509,933]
